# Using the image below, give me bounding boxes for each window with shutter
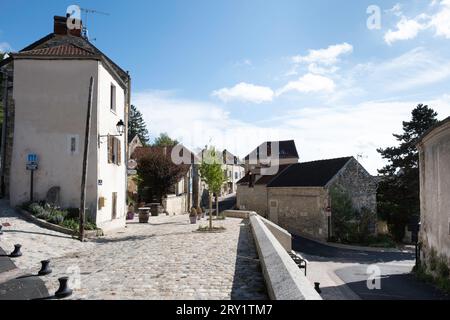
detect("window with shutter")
[107,135,113,163]
[117,138,121,166]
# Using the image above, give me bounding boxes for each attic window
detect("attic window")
[110,84,116,112]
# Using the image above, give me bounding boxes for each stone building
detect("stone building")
[417,116,450,274]
[222,149,245,195]
[0,15,130,232]
[238,154,378,241]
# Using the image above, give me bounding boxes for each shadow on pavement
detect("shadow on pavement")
[292,234,415,264]
[230,219,268,300]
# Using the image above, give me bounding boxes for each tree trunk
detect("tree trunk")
[216,194,219,218]
[209,192,213,230]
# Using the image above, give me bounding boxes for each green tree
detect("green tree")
[137,151,184,204]
[128,105,149,145]
[199,147,227,229]
[330,186,358,242]
[0,52,5,140]
[153,132,179,147]
[377,104,438,241]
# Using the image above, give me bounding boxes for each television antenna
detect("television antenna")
[80,8,110,40]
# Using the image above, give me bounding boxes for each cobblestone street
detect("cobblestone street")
[0,201,267,300]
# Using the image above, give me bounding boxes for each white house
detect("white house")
[0,15,131,232]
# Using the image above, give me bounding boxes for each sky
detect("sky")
[1,0,450,174]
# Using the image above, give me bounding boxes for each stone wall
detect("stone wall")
[417,119,450,274]
[236,184,268,217]
[267,187,329,240]
[163,194,188,215]
[330,158,378,234]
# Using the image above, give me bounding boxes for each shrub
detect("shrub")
[190,207,197,217]
[437,258,450,279]
[49,213,65,225]
[66,208,80,220]
[429,249,438,271]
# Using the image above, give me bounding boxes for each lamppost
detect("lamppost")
[97,120,126,147]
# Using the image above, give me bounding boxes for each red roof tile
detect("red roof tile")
[15,44,96,57]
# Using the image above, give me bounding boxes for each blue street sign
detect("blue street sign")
[27,153,38,164]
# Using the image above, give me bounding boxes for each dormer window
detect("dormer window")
[110,83,116,112]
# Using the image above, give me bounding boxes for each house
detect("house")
[244,140,299,172]
[416,116,450,274]
[237,141,377,240]
[0,15,131,232]
[221,149,245,195]
[237,140,299,216]
[131,144,200,215]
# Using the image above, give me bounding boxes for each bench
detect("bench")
[290,251,308,276]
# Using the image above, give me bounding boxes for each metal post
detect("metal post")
[79,77,94,242]
[30,170,34,202]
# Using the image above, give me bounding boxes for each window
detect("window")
[67,135,79,155]
[108,136,121,165]
[110,84,116,112]
[235,172,238,179]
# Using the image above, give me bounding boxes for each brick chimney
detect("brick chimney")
[54,14,82,37]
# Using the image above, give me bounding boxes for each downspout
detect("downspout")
[0,69,10,198]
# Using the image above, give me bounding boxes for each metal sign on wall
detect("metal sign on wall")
[26,153,38,171]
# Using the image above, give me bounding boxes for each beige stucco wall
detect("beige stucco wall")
[418,119,450,269]
[267,187,329,240]
[236,184,268,217]
[10,59,127,231]
[95,62,127,230]
[10,59,99,216]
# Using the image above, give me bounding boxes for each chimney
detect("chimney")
[54,14,82,37]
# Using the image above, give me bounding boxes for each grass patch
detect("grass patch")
[196,226,226,233]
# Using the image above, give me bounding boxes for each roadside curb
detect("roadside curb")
[295,233,413,253]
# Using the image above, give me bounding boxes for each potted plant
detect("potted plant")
[139,208,150,223]
[197,206,204,219]
[189,207,198,224]
[127,204,135,220]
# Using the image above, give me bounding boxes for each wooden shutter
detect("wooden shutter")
[108,135,113,163]
[117,138,122,166]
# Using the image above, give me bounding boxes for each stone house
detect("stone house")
[0,15,130,232]
[238,153,378,240]
[131,144,200,215]
[416,116,450,274]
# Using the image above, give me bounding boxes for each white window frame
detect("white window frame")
[110,83,116,112]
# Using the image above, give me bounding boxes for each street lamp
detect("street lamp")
[98,120,125,147]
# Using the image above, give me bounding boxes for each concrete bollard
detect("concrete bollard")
[314,282,322,294]
[38,260,52,276]
[9,244,22,258]
[55,277,73,299]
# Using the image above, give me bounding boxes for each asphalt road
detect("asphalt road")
[293,235,450,300]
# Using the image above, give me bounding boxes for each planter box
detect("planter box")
[18,209,103,239]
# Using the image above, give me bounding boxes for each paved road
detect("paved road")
[293,235,450,300]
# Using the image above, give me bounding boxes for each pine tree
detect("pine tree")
[128,105,149,145]
[153,133,179,147]
[377,104,438,241]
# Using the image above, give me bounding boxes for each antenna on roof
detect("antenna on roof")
[80,7,110,40]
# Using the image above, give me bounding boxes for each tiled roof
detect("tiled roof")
[15,44,96,57]
[236,164,291,186]
[267,157,353,188]
[244,140,299,161]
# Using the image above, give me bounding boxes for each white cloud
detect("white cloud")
[384,17,426,45]
[276,73,335,96]
[430,0,450,38]
[0,42,12,53]
[384,0,450,44]
[133,90,450,175]
[292,43,353,66]
[211,82,274,104]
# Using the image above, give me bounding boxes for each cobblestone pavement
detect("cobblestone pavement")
[0,201,267,300]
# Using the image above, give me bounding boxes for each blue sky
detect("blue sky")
[1,0,450,173]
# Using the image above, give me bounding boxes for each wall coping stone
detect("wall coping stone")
[249,214,322,300]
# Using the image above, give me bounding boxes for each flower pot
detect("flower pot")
[126,212,135,220]
[197,215,202,221]
[150,203,161,216]
[139,211,150,223]
[189,216,197,224]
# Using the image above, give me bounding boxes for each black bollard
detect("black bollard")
[0,225,3,235]
[314,282,322,294]
[55,277,73,299]
[38,260,52,276]
[10,244,22,258]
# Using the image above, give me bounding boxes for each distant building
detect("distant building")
[131,145,200,215]
[222,150,245,195]
[237,140,377,240]
[417,116,450,273]
[0,15,130,232]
